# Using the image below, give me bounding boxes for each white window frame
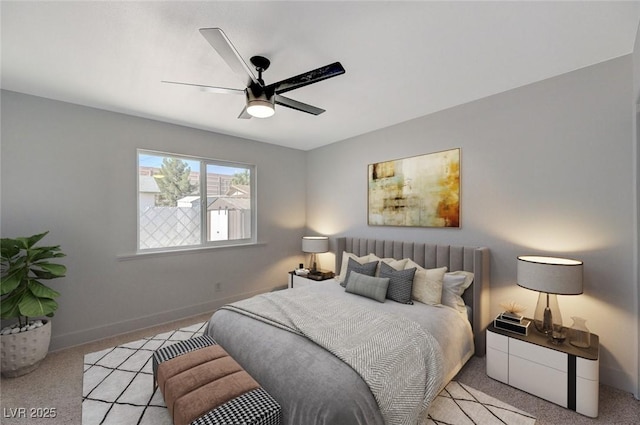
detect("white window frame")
[137,149,257,253]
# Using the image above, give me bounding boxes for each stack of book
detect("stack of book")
[494,312,531,336]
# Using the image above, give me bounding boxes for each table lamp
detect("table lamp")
[517,255,583,341]
[302,236,329,273]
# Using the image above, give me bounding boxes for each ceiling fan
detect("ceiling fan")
[163,28,346,119]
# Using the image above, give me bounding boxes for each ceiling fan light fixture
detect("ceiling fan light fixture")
[247,99,275,118]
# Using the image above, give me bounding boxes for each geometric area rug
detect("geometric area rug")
[426,381,536,425]
[82,322,536,425]
[82,322,207,425]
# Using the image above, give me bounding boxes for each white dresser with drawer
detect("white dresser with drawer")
[486,323,599,417]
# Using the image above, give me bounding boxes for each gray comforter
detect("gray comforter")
[221,289,443,425]
[206,281,474,425]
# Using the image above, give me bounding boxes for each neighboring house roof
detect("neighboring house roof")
[139,175,160,193]
[209,197,250,211]
[226,185,249,196]
[175,195,249,210]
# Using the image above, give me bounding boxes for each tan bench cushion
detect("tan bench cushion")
[157,344,260,425]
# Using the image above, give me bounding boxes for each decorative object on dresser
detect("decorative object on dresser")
[301,235,329,272]
[499,300,526,318]
[494,300,530,335]
[569,316,591,348]
[368,148,460,228]
[288,270,334,289]
[493,315,531,336]
[516,255,583,343]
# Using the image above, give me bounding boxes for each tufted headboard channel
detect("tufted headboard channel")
[335,237,491,356]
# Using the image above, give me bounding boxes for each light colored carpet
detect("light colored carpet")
[82,322,535,425]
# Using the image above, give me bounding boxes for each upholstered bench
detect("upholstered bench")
[152,335,281,425]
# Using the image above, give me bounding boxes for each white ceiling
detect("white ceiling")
[2,1,639,151]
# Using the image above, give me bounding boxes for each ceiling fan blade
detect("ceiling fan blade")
[275,95,325,115]
[162,80,245,95]
[266,62,345,95]
[199,28,258,88]
[237,106,252,119]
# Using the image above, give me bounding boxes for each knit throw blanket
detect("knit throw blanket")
[222,290,444,425]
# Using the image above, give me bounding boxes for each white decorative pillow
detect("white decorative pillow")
[369,254,409,276]
[405,259,447,305]
[336,252,373,283]
[441,271,475,314]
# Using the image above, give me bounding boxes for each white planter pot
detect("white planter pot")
[1,320,51,378]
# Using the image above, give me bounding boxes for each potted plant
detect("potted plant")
[0,231,66,377]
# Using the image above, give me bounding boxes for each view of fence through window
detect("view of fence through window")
[138,150,253,251]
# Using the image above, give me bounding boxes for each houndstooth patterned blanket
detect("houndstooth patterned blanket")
[222,290,444,425]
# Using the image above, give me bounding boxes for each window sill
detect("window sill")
[117,241,266,261]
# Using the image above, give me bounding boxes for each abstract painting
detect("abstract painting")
[368,148,460,227]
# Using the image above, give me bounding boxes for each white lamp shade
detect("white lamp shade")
[302,236,329,253]
[517,255,583,295]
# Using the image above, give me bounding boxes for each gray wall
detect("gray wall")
[633,20,640,399]
[307,56,638,394]
[0,91,307,350]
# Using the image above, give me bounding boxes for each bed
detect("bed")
[206,236,490,425]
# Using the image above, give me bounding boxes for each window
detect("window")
[137,149,256,252]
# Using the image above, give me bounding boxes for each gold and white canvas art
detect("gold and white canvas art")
[368,148,460,228]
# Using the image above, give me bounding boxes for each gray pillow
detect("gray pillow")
[380,261,416,304]
[345,271,390,303]
[340,258,379,287]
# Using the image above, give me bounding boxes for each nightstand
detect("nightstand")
[288,271,334,289]
[486,322,599,417]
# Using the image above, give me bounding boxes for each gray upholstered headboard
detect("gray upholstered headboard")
[335,237,491,356]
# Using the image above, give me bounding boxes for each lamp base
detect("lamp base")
[533,292,564,337]
[308,253,318,273]
[549,328,567,345]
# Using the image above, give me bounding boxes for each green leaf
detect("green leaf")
[28,280,60,300]
[0,288,26,319]
[1,269,25,295]
[37,263,67,277]
[30,246,63,262]
[1,239,21,261]
[32,269,58,280]
[18,291,58,317]
[15,237,30,249]
[7,256,27,270]
[26,232,49,249]
[0,232,64,321]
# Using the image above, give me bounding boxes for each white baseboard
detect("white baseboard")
[49,287,271,352]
